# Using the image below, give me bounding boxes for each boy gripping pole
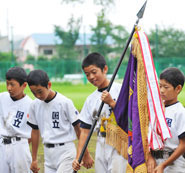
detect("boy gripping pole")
[73,52,127,172]
[72,1,147,172]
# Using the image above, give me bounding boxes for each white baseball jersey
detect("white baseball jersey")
[0,92,32,138]
[80,82,121,130]
[28,92,79,144]
[155,102,185,173]
[80,82,127,173]
[164,101,185,150]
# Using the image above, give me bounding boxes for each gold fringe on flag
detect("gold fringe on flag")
[106,31,149,172]
[132,33,149,162]
[106,110,128,159]
[106,122,128,160]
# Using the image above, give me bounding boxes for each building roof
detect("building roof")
[30,33,113,46]
[31,33,61,45]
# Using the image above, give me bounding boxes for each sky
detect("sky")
[0,0,185,39]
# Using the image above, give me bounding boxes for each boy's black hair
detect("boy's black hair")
[160,67,185,88]
[6,67,27,86]
[27,69,49,88]
[82,52,107,71]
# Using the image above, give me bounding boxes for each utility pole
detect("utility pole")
[7,9,9,39]
[83,26,88,84]
[10,26,14,67]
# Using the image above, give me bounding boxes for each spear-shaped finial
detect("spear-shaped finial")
[137,0,147,19]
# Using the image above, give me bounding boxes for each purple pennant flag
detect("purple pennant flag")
[114,50,145,170]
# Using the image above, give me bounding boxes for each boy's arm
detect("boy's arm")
[101,90,116,108]
[73,127,94,171]
[73,122,81,139]
[155,137,185,173]
[30,129,40,173]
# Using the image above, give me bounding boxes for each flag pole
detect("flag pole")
[73,1,147,172]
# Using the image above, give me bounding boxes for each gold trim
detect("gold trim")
[126,163,134,173]
[106,122,128,160]
[135,163,148,173]
[132,36,149,161]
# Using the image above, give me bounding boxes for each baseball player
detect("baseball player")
[73,52,127,173]
[0,67,32,173]
[27,69,93,173]
[147,67,185,173]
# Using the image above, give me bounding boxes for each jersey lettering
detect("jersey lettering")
[52,112,60,128]
[13,111,24,128]
[166,118,172,127]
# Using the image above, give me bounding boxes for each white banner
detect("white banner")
[137,30,172,150]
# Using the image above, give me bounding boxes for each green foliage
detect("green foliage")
[54,16,81,59]
[90,11,129,60]
[111,25,129,57]
[90,10,113,58]
[26,54,35,62]
[93,0,114,8]
[61,0,114,6]
[37,55,48,61]
[0,52,12,61]
[148,27,185,58]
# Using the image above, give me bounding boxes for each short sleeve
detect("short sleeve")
[64,99,79,124]
[27,102,38,129]
[176,108,185,137]
[79,99,93,125]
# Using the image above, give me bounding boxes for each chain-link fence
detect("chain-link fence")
[0,57,184,82]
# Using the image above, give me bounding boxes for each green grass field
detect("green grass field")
[1,81,184,108]
[0,82,185,173]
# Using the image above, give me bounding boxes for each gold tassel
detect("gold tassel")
[106,123,128,160]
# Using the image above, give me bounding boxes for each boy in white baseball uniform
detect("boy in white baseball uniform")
[73,52,127,173]
[147,67,185,173]
[27,69,92,173]
[0,67,32,173]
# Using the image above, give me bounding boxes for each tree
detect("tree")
[111,25,129,57]
[90,10,113,58]
[26,54,35,62]
[148,27,185,58]
[54,16,81,59]
[61,0,114,13]
[0,52,12,61]
[61,0,114,6]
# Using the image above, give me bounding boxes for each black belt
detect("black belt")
[44,143,64,148]
[151,150,173,159]
[2,136,21,144]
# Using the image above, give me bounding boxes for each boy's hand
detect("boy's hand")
[72,159,82,171]
[154,163,165,173]
[82,153,94,169]
[72,154,94,171]
[147,154,156,173]
[101,91,116,108]
[30,160,40,173]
